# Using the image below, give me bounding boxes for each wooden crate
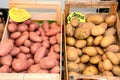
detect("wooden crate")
[1,0,62,80]
[64,0,120,80]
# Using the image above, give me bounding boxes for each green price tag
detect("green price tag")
[67,12,86,23]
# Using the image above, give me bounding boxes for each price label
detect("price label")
[67,12,86,23]
[9,7,31,22]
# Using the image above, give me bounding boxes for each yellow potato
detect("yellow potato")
[104,27,116,36]
[80,55,90,63]
[68,72,79,78]
[74,57,80,64]
[116,53,120,62]
[83,66,98,75]
[102,71,113,76]
[87,14,104,25]
[106,51,119,65]
[66,24,74,37]
[93,36,103,46]
[106,45,120,53]
[112,66,120,76]
[79,22,95,30]
[100,35,115,47]
[98,61,105,72]
[90,55,101,64]
[67,47,78,61]
[78,63,86,72]
[96,47,104,55]
[75,40,87,48]
[76,48,82,56]
[102,59,113,71]
[68,62,79,72]
[66,37,76,46]
[70,18,79,27]
[102,54,108,61]
[84,47,97,56]
[91,23,107,36]
[105,15,116,27]
[87,36,94,46]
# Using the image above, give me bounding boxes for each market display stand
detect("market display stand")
[64,0,120,80]
[1,0,62,80]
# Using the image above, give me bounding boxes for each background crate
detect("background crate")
[1,0,62,80]
[64,0,120,80]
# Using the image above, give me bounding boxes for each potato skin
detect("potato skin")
[68,72,79,77]
[102,71,113,76]
[66,37,76,46]
[39,57,56,69]
[96,47,104,55]
[102,59,113,71]
[0,65,10,73]
[105,15,116,27]
[0,39,14,56]
[81,55,90,63]
[100,35,115,47]
[0,54,12,66]
[19,46,30,54]
[112,66,120,76]
[10,47,20,56]
[75,40,86,48]
[106,51,119,65]
[7,23,17,33]
[87,36,93,46]
[78,63,86,72]
[30,43,41,54]
[16,53,27,60]
[106,45,120,53]
[94,36,103,46]
[29,32,42,42]
[10,32,21,39]
[87,14,104,25]
[84,47,97,56]
[15,31,29,46]
[66,24,74,36]
[68,62,79,72]
[28,64,40,73]
[50,66,60,73]
[83,66,98,75]
[90,55,101,64]
[67,47,78,61]
[34,47,46,63]
[24,40,32,48]
[104,27,116,36]
[18,23,28,32]
[98,61,105,72]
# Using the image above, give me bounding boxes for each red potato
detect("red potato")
[35,69,49,73]
[39,57,56,69]
[10,47,20,56]
[35,31,41,35]
[48,52,60,60]
[56,33,60,44]
[41,36,48,41]
[0,54,12,66]
[32,22,39,29]
[24,40,32,48]
[53,44,60,53]
[46,27,60,36]
[28,58,34,66]
[23,19,32,25]
[28,64,40,73]
[19,46,30,54]
[50,36,57,45]
[34,47,46,63]
[38,27,45,36]
[7,23,17,33]
[19,70,28,73]
[9,18,14,23]
[10,32,21,39]
[50,22,59,29]
[50,46,54,52]
[55,59,60,66]
[12,59,31,72]
[15,31,29,46]
[42,21,50,32]
[42,40,50,48]
[17,53,27,60]
[17,23,28,32]
[26,54,33,59]
[29,23,37,32]
[0,65,10,73]
[50,66,60,73]
[29,32,42,42]
[0,39,14,56]
[30,43,41,54]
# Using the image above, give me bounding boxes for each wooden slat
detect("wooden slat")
[30,12,56,21]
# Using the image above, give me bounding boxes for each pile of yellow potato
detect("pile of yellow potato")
[66,14,120,77]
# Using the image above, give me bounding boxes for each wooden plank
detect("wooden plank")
[30,12,56,21]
